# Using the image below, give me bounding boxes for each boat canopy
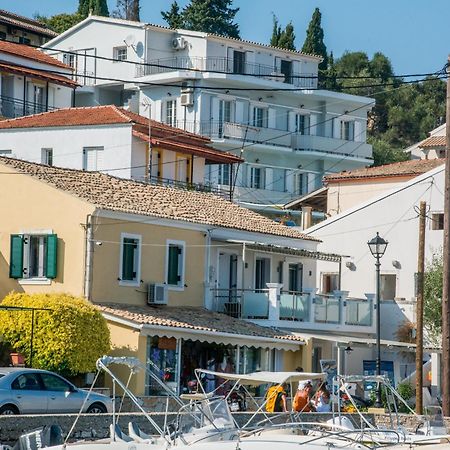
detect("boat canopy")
[195,369,326,386]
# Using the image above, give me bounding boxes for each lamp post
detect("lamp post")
[367,232,388,407]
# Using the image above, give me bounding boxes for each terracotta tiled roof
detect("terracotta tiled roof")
[0,61,78,87]
[419,135,446,148]
[0,9,57,38]
[0,40,70,69]
[325,159,445,183]
[0,157,317,241]
[0,106,242,164]
[97,303,305,342]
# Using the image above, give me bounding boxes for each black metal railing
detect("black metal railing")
[136,56,317,88]
[0,95,55,119]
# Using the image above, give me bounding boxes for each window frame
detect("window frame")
[118,232,142,287]
[430,212,444,230]
[165,99,177,127]
[82,146,104,171]
[165,239,186,290]
[249,166,264,189]
[253,107,268,128]
[321,272,339,294]
[113,46,128,62]
[41,148,53,166]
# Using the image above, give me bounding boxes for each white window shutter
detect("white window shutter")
[333,118,341,139]
[354,120,364,142]
[309,114,318,136]
[211,96,220,122]
[268,108,276,129]
[235,100,244,124]
[246,51,255,74]
[288,111,296,131]
[274,57,281,72]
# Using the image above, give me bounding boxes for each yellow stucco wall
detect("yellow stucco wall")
[90,216,206,307]
[0,164,94,299]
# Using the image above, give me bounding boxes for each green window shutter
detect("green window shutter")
[167,245,180,285]
[122,238,136,281]
[9,235,24,279]
[45,234,58,279]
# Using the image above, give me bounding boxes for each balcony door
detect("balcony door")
[218,252,238,313]
[288,263,303,293]
[255,257,270,291]
[218,100,233,137]
[233,50,246,74]
[280,60,292,84]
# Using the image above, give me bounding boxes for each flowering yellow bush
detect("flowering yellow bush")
[0,293,111,375]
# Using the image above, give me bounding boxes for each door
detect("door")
[10,372,49,414]
[288,263,303,292]
[233,51,246,74]
[39,373,83,413]
[175,154,191,184]
[218,253,238,309]
[218,100,232,137]
[280,60,292,84]
[255,257,270,291]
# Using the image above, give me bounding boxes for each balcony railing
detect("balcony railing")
[0,95,54,119]
[212,288,374,329]
[136,56,317,88]
[212,289,269,320]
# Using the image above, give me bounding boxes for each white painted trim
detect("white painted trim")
[119,232,142,287]
[165,239,186,291]
[19,229,53,235]
[18,278,51,285]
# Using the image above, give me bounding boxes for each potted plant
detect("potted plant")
[10,352,25,366]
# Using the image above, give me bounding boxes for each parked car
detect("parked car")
[0,367,112,415]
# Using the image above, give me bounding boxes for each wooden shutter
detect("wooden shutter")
[45,234,58,279]
[9,235,24,279]
[122,238,135,281]
[167,246,180,285]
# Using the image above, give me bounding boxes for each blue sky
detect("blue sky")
[3,0,448,75]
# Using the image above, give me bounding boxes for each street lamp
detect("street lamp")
[367,232,388,408]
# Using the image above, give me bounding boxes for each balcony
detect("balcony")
[0,95,53,119]
[136,56,317,89]
[211,286,375,331]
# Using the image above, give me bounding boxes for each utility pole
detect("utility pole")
[442,55,450,417]
[416,200,426,414]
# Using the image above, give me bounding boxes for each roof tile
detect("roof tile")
[419,136,446,148]
[0,9,57,37]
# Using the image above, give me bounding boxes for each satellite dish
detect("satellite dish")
[135,41,144,58]
[124,34,136,47]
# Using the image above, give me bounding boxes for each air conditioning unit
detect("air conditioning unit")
[172,36,187,50]
[180,92,194,106]
[147,283,168,305]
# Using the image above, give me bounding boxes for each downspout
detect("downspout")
[83,214,94,300]
[23,76,26,115]
[338,257,342,290]
[203,229,211,308]
[45,81,49,111]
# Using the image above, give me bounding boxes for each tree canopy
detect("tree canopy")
[301,8,327,71]
[270,15,295,51]
[112,0,140,21]
[0,293,111,375]
[78,0,109,19]
[424,251,443,346]
[35,13,83,34]
[162,0,240,38]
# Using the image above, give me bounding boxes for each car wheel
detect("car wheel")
[86,403,107,414]
[0,404,19,415]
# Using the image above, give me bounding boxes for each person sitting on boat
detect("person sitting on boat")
[265,382,288,413]
[293,380,314,412]
[315,388,331,413]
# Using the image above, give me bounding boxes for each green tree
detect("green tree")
[270,15,295,51]
[113,0,140,21]
[424,251,443,345]
[0,293,111,375]
[161,1,185,29]
[35,13,83,34]
[181,0,240,38]
[369,137,407,166]
[301,8,328,71]
[78,0,109,19]
[270,15,281,47]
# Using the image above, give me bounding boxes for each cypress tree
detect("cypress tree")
[270,15,281,47]
[113,0,140,21]
[278,22,295,51]
[161,1,185,29]
[301,8,328,71]
[182,0,240,38]
[78,0,109,18]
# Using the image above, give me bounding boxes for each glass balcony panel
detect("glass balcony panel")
[280,293,309,321]
[345,299,373,326]
[242,291,269,319]
[314,295,340,324]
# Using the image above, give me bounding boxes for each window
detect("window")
[12,373,42,391]
[288,263,303,292]
[294,173,307,196]
[277,261,284,284]
[218,164,231,185]
[40,373,71,392]
[119,233,141,285]
[9,233,58,281]
[82,147,103,171]
[280,60,292,84]
[249,166,264,189]
[113,46,127,61]
[380,274,396,300]
[18,37,31,45]
[0,150,12,156]
[41,148,53,166]
[0,32,6,41]
[233,50,246,74]
[272,168,286,192]
[218,99,233,137]
[165,100,177,127]
[341,121,355,141]
[32,85,45,113]
[253,107,268,128]
[166,240,185,288]
[431,213,444,230]
[255,257,270,291]
[321,273,339,294]
[295,114,309,135]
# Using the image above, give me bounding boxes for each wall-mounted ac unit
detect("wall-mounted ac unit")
[147,283,168,305]
[172,36,187,50]
[180,92,194,106]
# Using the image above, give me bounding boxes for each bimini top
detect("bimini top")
[195,369,325,386]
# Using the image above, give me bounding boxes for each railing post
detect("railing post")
[333,290,349,325]
[266,283,282,322]
[302,288,316,323]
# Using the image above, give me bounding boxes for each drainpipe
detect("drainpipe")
[45,82,49,111]
[83,214,94,300]
[203,230,211,308]
[23,76,26,115]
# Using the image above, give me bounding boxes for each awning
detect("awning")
[0,61,78,88]
[99,303,305,352]
[284,187,328,212]
[195,369,325,386]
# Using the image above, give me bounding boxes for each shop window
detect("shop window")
[431,213,444,230]
[119,233,141,285]
[9,233,58,281]
[321,273,338,294]
[166,240,185,288]
[380,274,396,300]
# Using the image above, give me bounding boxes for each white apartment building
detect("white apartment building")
[44,16,374,221]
